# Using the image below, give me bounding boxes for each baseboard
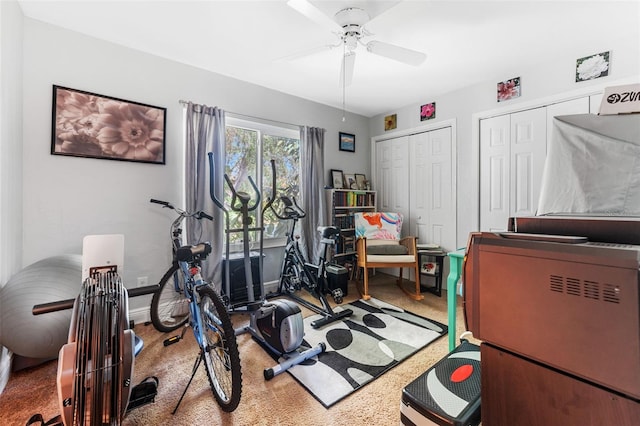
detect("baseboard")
[129,306,151,326]
[128,280,279,326]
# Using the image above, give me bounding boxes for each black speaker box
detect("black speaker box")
[222,252,262,303]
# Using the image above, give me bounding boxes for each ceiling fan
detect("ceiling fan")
[286,0,427,87]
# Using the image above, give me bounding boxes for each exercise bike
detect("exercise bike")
[268,195,353,329]
[208,153,325,380]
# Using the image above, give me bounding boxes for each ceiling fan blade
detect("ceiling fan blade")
[339,51,356,87]
[276,43,338,62]
[366,40,426,66]
[287,0,342,33]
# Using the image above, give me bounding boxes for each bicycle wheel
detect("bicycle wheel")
[150,264,190,332]
[197,285,242,412]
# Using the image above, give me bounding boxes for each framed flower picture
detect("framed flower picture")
[420,102,436,121]
[576,51,610,82]
[51,85,166,164]
[384,114,397,131]
[497,77,521,102]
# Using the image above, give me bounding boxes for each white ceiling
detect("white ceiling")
[17,0,640,117]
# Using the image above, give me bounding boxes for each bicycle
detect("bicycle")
[149,199,242,413]
[269,195,353,329]
[149,199,211,332]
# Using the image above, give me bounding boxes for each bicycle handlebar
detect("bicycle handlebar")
[149,199,213,221]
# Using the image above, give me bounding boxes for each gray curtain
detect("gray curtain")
[299,126,326,263]
[184,102,225,288]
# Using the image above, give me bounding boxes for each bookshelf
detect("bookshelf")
[326,189,376,262]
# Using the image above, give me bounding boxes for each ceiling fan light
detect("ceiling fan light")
[345,35,358,51]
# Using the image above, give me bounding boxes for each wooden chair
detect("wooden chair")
[354,212,423,301]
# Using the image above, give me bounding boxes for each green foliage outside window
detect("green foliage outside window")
[224,124,300,245]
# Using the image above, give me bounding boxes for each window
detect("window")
[224,117,300,247]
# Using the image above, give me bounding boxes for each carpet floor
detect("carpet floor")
[0,273,476,426]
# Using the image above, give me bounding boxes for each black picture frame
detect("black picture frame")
[331,169,344,189]
[339,132,355,153]
[51,85,166,164]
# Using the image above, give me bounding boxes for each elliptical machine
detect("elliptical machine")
[208,153,325,380]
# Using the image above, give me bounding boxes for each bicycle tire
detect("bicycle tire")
[150,264,190,332]
[197,285,242,412]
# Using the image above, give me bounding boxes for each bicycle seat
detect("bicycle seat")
[318,226,340,239]
[176,242,212,262]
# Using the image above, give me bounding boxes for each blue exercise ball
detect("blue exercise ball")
[0,254,81,359]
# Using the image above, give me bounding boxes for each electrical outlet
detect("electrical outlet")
[137,276,148,287]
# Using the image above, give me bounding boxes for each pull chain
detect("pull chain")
[342,41,346,122]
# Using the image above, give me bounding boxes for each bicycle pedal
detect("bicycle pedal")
[163,335,181,346]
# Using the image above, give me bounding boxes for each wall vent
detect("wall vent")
[548,275,620,304]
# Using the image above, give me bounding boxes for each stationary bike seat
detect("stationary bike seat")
[318,226,340,239]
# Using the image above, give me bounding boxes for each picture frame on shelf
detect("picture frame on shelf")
[344,173,357,189]
[331,169,344,189]
[51,85,166,164]
[339,132,355,152]
[355,173,367,190]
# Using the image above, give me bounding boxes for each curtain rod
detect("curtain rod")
[178,99,301,130]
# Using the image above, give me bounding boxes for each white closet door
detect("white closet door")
[510,108,546,218]
[376,140,393,211]
[425,127,454,249]
[480,114,510,231]
[378,127,454,248]
[376,137,410,227]
[409,132,430,242]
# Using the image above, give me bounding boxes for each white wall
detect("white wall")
[0,0,24,395]
[21,18,371,313]
[370,32,640,248]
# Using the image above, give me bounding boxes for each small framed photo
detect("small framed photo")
[420,102,436,121]
[355,173,367,190]
[576,51,610,82]
[51,85,166,164]
[497,77,521,102]
[339,132,355,152]
[331,169,344,189]
[344,174,357,189]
